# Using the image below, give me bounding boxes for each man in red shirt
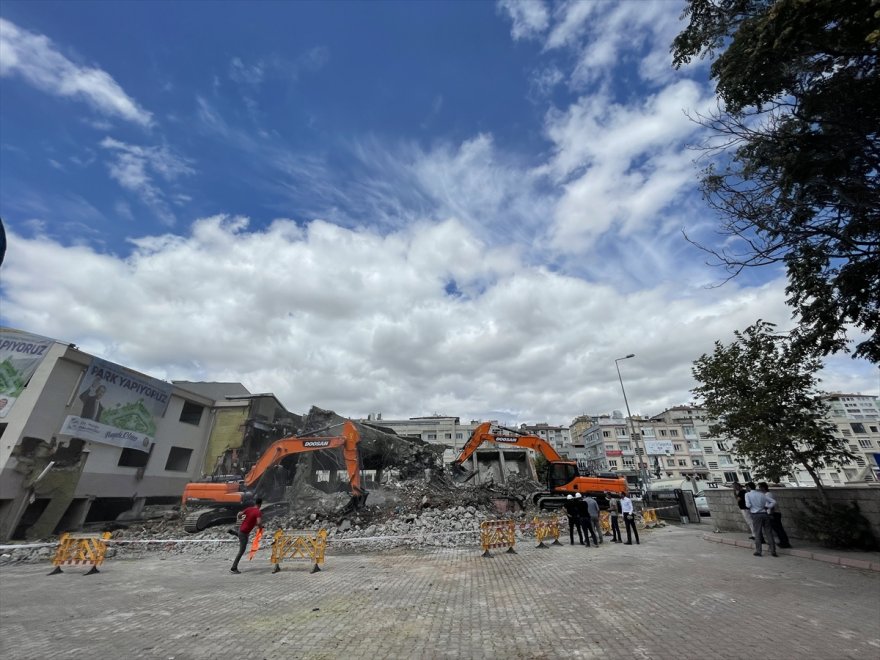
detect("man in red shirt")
[229,497,263,574]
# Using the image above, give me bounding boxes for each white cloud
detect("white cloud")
[0,18,152,126]
[497,0,550,41]
[100,137,194,225]
[228,57,264,86]
[4,219,873,425]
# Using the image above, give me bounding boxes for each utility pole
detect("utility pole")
[615,354,650,494]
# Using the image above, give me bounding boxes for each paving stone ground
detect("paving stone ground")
[1,525,878,659]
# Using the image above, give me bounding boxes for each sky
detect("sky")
[1,1,876,426]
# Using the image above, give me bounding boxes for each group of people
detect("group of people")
[562,492,640,547]
[733,481,791,557]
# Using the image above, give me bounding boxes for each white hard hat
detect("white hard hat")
[575,493,582,498]
[566,494,573,499]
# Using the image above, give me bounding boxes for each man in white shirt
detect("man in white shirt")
[745,482,777,557]
[620,494,640,545]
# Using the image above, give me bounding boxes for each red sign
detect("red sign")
[606,450,623,457]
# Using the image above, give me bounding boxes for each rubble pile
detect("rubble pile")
[0,407,552,564]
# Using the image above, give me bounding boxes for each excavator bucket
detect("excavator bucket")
[451,463,478,484]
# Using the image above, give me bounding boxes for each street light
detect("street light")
[615,354,650,493]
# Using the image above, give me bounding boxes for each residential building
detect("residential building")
[821,393,879,484]
[0,328,300,541]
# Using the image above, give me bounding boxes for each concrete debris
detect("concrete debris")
[0,407,550,564]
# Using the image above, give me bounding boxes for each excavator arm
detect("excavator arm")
[452,422,564,468]
[243,420,365,497]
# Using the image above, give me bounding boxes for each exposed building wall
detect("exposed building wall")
[201,407,248,474]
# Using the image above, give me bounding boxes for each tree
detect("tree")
[672,0,880,362]
[691,320,854,495]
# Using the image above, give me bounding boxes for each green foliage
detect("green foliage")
[673,0,880,362]
[692,320,854,487]
[533,454,549,483]
[792,500,878,551]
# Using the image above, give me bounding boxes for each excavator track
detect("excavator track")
[184,508,237,533]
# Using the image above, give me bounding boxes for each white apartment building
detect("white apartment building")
[820,393,879,484]
[518,423,572,454]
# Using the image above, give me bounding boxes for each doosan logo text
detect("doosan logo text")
[303,440,330,447]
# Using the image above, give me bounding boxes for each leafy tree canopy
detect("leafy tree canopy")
[691,320,853,490]
[673,0,880,362]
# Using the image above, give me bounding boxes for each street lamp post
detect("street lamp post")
[615,354,650,493]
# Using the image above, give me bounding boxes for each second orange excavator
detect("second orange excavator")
[452,422,628,509]
[182,420,367,532]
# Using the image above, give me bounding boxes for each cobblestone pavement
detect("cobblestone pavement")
[1,526,878,659]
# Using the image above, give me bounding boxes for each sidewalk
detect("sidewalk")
[703,529,880,571]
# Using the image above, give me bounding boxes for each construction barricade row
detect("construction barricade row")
[480,519,516,557]
[48,532,111,576]
[270,528,328,573]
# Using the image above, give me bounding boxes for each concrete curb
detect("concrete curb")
[702,534,880,572]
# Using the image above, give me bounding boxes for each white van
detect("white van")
[646,478,711,516]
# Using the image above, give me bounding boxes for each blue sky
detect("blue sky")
[1,1,876,423]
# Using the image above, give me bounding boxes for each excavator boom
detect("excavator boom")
[182,420,366,532]
[453,422,627,509]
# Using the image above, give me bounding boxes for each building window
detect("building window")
[605,444,615,451]
[659,429,667,437]
[870,426,878,433]
[608,460,618,468]
[164,446,193,472]
[623,458,634,467]
[666,459,675,467]
[703,445,714,454]
[851,422,867,434]
[118,444,153,468]
[858,439,873,448]
[708,461,719,470]
[603,430,611,437]
[670,429,679,437]
[642,427,655,437]
[444,433,452,439]
[683,427,696,438]
[616,427,627,437]
[723,471,737,482]
[619,443,630,451]
[426,433,436,440]
[179,401,204,426]
[742,471,752,481]
[456,433,463,439]
[693,459,704,467]
[841,429,852,437]
[830,472,841,483]
[673,444,682,451]
[677,459,687,467]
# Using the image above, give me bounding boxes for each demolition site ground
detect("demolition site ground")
[2,525,878,660]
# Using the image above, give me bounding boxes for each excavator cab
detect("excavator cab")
[547,461,580,491]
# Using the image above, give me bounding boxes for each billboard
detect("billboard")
[59,358,173,453]
[644,439,674,455]
[0,328,55,418]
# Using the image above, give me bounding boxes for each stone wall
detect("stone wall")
[704,486,880,540]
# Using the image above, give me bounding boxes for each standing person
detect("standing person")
[733,482,755,540]
[563,495,584,545]
[585,495,603,545]
[606,492,622,543]
[229,497,263,573]
[575,493,593,547]
[762,483,792,548]
[621,493,640,545]
[745,483,776,557]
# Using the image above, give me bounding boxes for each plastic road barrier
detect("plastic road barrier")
[48,532,111,576]
[479,519,517,558]
[270,528,328,574]
[532,515,562,548]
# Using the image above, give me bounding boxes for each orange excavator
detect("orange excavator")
[182,420,367,532]
[452,422,628,509]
